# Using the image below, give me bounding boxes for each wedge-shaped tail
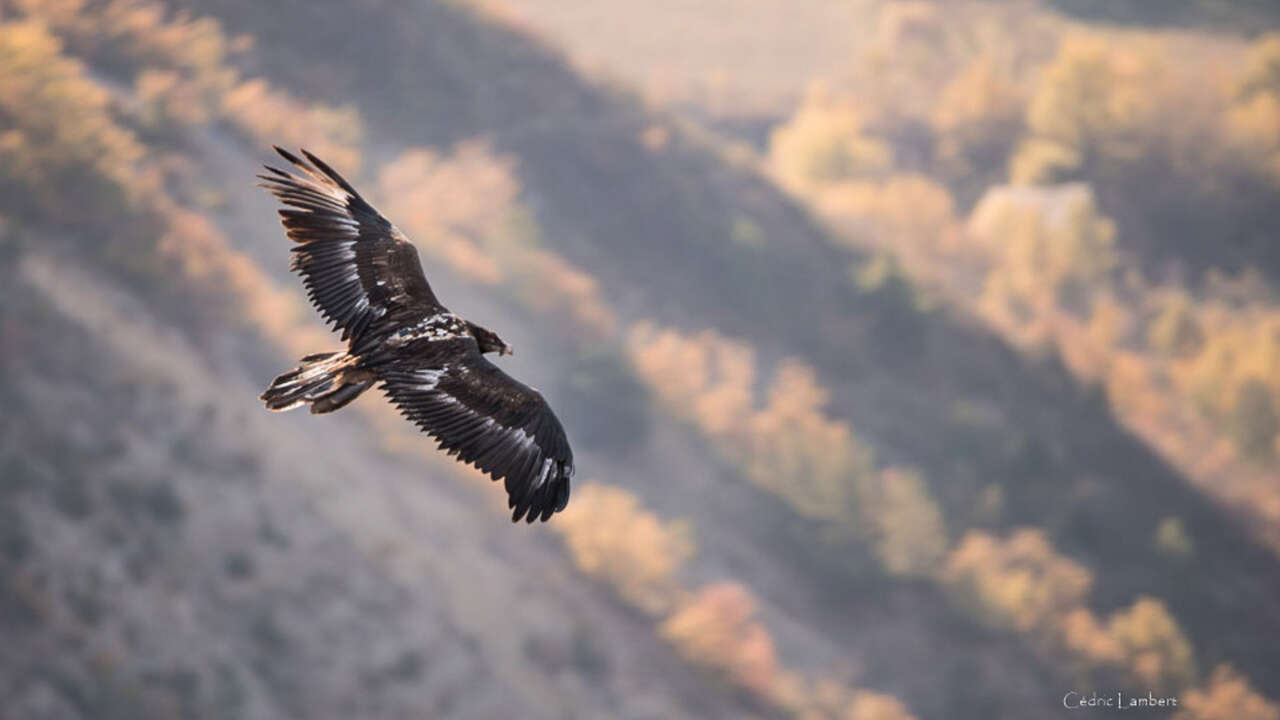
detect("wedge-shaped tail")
[261,352,373,414]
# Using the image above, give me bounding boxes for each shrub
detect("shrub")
[1176,666,1280,720]
[552,484,692,616]
[660,582,779,698]
[1105,596,1196,692]
[942,528,1092,635]
[769,85,893,192]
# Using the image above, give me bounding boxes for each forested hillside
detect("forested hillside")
[1,1,1277,719]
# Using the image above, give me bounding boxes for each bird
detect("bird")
[257,146,573,523]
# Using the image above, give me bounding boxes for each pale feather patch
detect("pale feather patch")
[413,367,446,390]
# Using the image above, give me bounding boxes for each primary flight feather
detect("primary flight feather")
[258,147,573,523]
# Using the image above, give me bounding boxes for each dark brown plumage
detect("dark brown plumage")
[258,147,572,523]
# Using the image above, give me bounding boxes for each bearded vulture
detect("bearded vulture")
[258,147,573,522]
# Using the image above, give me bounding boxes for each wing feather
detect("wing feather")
[380,343,574,522]
[258,147,443,346]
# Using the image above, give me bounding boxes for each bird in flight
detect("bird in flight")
[258,147,573,522]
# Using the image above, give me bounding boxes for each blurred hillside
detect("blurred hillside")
[1,1,1278,719]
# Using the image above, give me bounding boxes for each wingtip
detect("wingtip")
[273,145,305,167]
[299,148,358,194]
[504,461,573,524]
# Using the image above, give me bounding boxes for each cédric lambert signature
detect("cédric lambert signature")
[1064,691,1179,710]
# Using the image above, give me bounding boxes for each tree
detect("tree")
[1238,34,1280,103]
[1012,35,1159,184]
[769,84,893,192]
[0,20,143,224]
[660,582,779,699]
[942,528,1092,635]
[846,690,919,720]
[1106,596,1197,692]
[968,183,1117,325]
[1177,666,1280,720]
[1230,379,1279,462]
[1148,292,1205,358]
[747,360,878,526]
[1154,516,1195,559]
[553,484,693,616]
[934,58,1024,182]
[868,468,947,577]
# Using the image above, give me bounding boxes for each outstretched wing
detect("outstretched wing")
[258,147,442,345]
[380,341,574,523]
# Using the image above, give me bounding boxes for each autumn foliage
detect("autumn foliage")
[1177,666,1280,720]
[552,483,692,616]
[626,322,947,577]
[767,13,1280,562]
[660,582,780,697]
[944,529,1196,692]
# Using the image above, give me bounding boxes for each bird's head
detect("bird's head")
[466,321,513,356]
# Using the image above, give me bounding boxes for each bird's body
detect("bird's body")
[258,147,573,522]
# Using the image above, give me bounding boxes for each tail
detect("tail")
[260,352,373,414]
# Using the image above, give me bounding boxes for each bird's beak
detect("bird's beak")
[503,345,515,356]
